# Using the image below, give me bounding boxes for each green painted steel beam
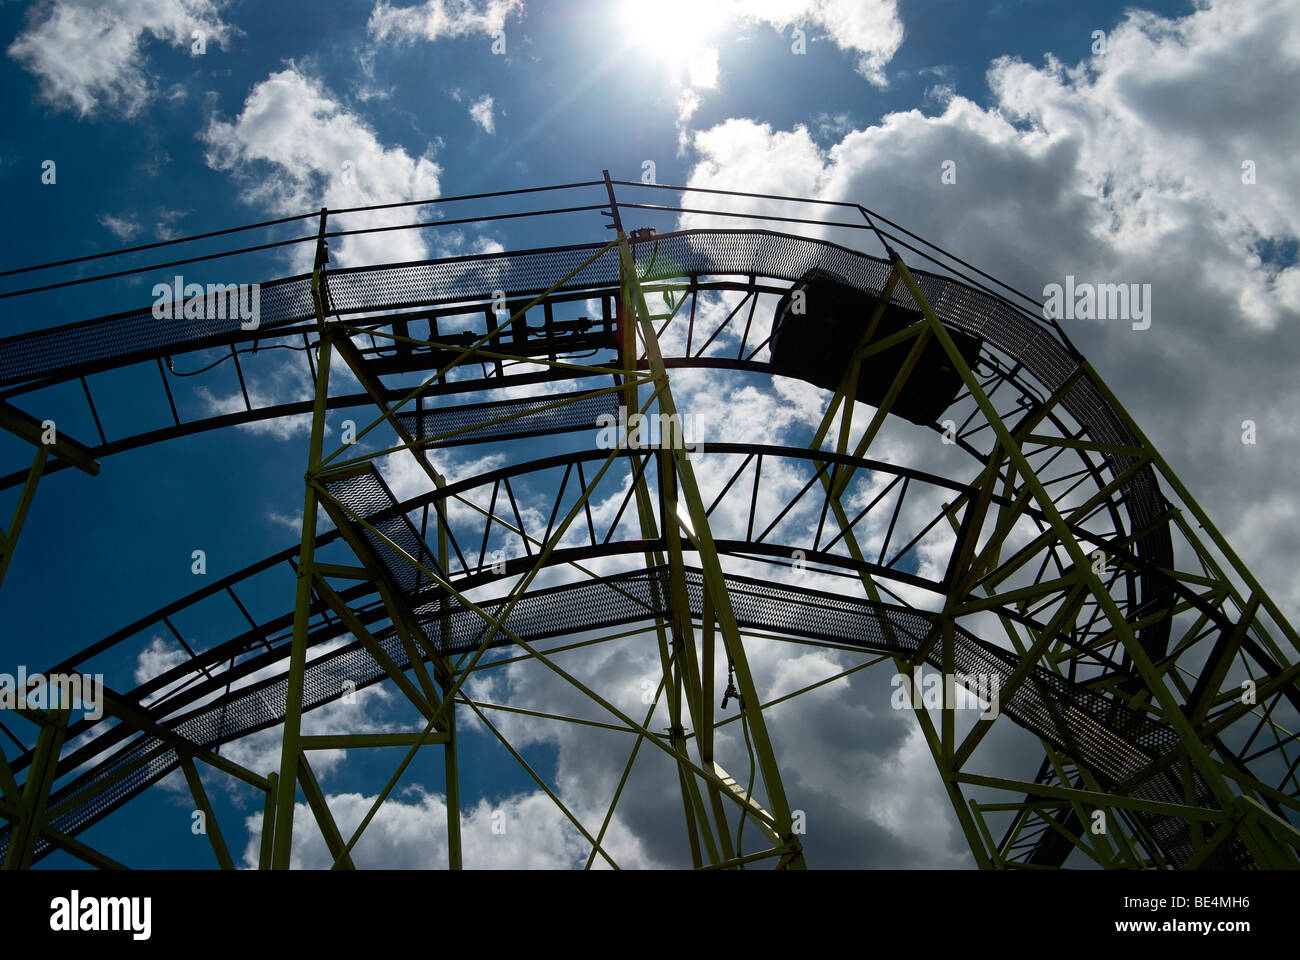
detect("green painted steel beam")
[271,289,336,869]
[3,709,67,870]
[891,256,1242,816]
[0,400,99,476]
[613,226,806,867]
[181,756,234,870]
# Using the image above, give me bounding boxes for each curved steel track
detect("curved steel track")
[1,179,1297,870]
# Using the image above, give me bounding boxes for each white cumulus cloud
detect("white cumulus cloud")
[200,67,442,269]
[8,0,235,118]
[367,0,523,44]
[468,93,495,133]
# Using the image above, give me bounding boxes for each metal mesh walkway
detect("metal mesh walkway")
[0,228,1174,655]
[0,560,1221,867]
[0,223,1210,868]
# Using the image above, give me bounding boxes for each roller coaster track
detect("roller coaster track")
[1,175,1297,869]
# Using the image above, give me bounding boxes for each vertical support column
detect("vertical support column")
[3,708,68,870]
[430,469,462,870]
[659,448,725,865]
[889,255,1240,816]
[695,589,736,862]
[604,172,720,862]
[0,387,100,593]
[437,663,462,870]
[259,772,278,869]
[181,756,235,870]
[271,210,333,869]
[0,446,48,590]
[604,172,804,867]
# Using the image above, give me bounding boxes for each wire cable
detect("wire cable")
[735,691,758,869]
[0,234,317,300]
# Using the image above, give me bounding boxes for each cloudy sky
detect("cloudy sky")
[1,0,1297,869]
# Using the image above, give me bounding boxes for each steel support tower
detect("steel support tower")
[1,173,1297,869]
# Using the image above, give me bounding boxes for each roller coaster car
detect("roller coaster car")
[769,269,983,426]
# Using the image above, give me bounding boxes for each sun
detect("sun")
[615,0,730,79]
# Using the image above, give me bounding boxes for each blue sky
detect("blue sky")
[1,0,1298,869]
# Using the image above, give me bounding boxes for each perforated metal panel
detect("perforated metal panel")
[0,226,1194,866]
[0,229,1172,616]
[320,467,440,595]
[1,562,1216,867]
[398,388,620,448]
[0,274,314,385]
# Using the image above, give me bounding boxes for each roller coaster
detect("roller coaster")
[1,172,1297,869]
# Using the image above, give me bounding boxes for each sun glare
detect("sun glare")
[616,0,729,78]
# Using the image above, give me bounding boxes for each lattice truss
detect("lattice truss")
[1,176,1298,870]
